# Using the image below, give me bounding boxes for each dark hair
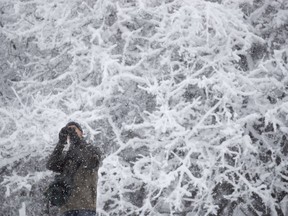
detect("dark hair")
[66,122,83,133]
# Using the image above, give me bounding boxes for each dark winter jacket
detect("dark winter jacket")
[46,139,101,214]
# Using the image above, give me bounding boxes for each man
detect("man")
[46,122,101,216]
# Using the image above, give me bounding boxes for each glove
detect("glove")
[59,127,68,144]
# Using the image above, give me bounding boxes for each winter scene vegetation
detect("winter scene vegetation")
[1,0,288,215]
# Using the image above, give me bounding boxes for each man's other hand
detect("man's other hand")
[59,127,68,144]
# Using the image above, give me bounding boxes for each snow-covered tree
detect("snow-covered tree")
[1,0,287,215]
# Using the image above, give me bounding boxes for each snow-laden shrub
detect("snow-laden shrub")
[1,0,288,215]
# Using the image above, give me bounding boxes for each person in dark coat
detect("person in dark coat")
[46,122,101,216]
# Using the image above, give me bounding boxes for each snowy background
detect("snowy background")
[1,0,288,215]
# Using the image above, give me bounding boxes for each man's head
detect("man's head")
[66,122,83,138]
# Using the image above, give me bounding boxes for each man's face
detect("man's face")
[68,125,83,138]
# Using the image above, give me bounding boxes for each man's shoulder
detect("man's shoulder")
[83,140,96,149]
[83,141,102,155]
